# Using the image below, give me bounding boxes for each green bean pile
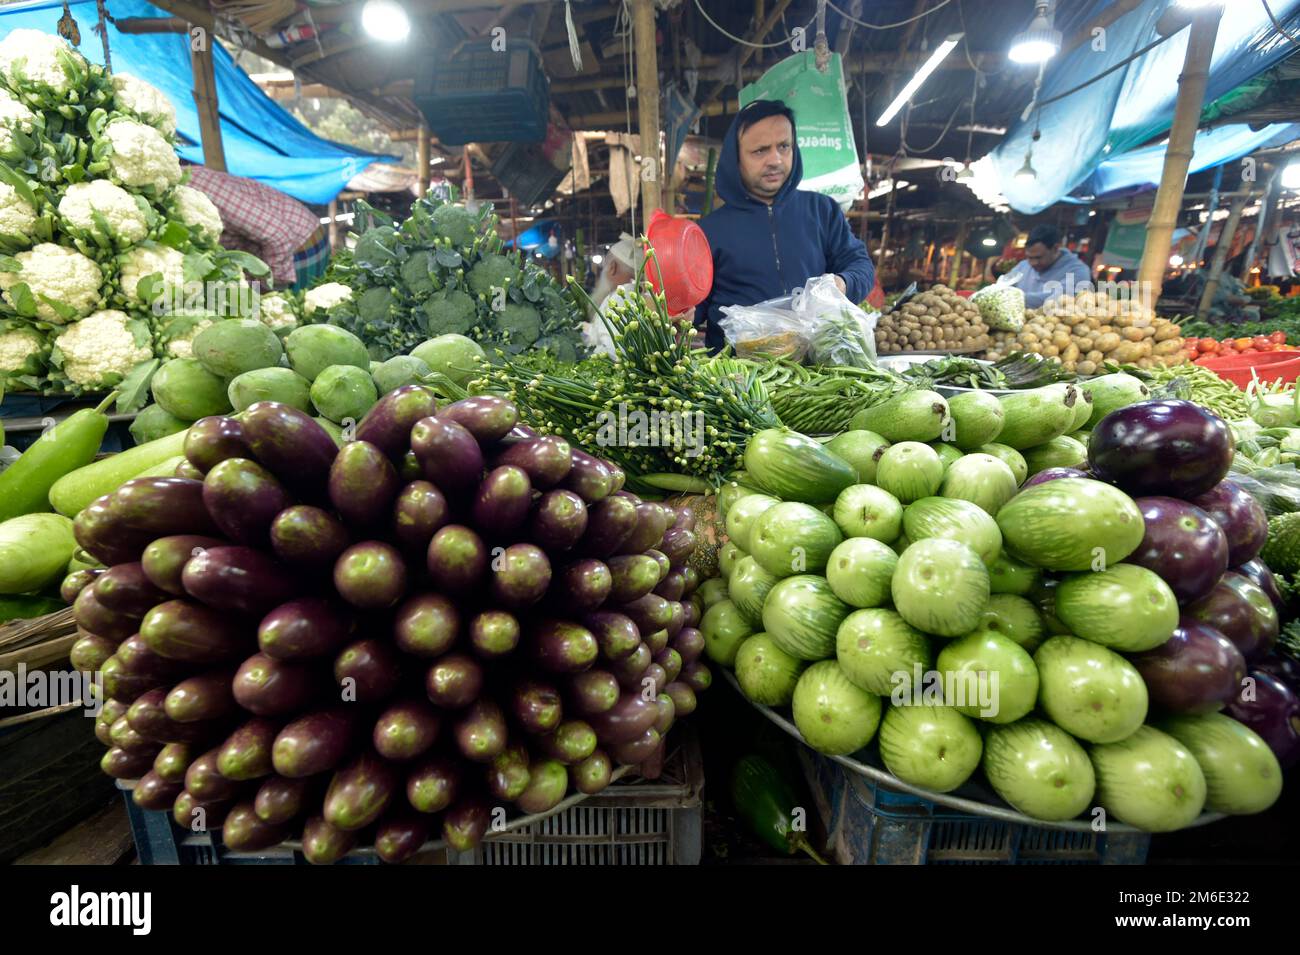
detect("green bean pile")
[718,359,913,435]
[1129,362,1250,421]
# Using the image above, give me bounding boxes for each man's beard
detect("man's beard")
[589,269,619,315]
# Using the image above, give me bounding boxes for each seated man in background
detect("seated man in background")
[184,164,330,290]
[583,234,642,356]
[1004,224,1093,308]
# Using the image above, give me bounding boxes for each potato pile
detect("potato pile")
[984,289,1186,375]
[875,284,991,355]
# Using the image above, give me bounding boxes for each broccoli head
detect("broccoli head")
[467,253,518,299]
[430,202,479,248]
[400,249,439,298]
[420,288,478,336]
[496,302,541,347]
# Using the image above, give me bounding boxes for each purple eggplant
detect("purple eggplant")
[672,626,705,665]
[529,490,588,551]
[1192,480,1268,567]
[92,562,169,617]
[258,597,354,661]
[102,746,160,780]
[240,401,339,494]
[140,599,251,664]
[655,647,683,684]
[442,799,490,851]
[1254,654,1300,693]
[424,653,483,709]
[116,634,188,682]
[301,814,358,865]
[61,567,103,605]
[620,593,673,636]
[174,459,204,480]
[567,669,620,715]
[1088,399,1234,499]
[204,458,294,546]
[166,670,238,723]
[74,495,157,567]
[173,791,233,832]
[406,756,460,814]
[657,527,697,566]
[355,385,439,460]
[436,395,519,444]
[185,415,251,473]
[70,632,116,674]
[1022,467,1088,489]
[73,587,140,642]
[683,595,703,629]
[553,559,612,614]
[322,750,398,832]
[391,480,449,553]
[585,612,641,661]
[132,771,184,811]
[217,718,282,781]
[563,449,615,503]
[233,652,327,717]
[1185,573,1279,662]
[472,465,533,538]
[185,747,242,801]
[489,544,552,608]
[654,692,676,735]
[393,593,460,658]
[516,759,568,814]
[372,699,441,761]
[530,619,599,674]
[111,476,219,538]
[680,660,712,693]
[1128,497,1229,604]
[1226,670,1300,768]
[100,654,162,704]
[511,679,563,734]
[426,524,488,591]
[334,541,408,610]
[681,566,701,596]
[181,545,299,616]
[606,554,661,604]
[619,504,671,555]
[1235,559,1287,616]
[153,742,196,783]
[570,750,612,795]
[586,693,658,746]
[642,663,668,696]
[375,811,432,864]
[611,727,662,766]
[334,638,402,703]
[272,709,358,778]
[664,680,697,716]
[494,435,572,488]
[488,743,532,801]
[111,713,156,752]
[579,495,639,557]
[127,688,214,744]
[610,642,652,689]
[654,568,687,602]
[254,775,313,826]
[469,609,521,659]
[269,505,350,569]
[329,440,400,528]
[141,535,226,597]
[1131,618,1246,715]
[454,699,508,763]
[410,416,483,493]
[538,720,597,764]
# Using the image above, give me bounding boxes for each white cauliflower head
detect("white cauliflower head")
[0,181,37,242]
[0,243,103,323]
[304,282,353,316]
[254,291,299,331]
[110,73,176,138]
[53,308,152,390]
[58,179,150,245]
[0,89,36,155]
[155,310,216,359]
[169,185,223,245]
[103,117,182,195]
[0,323,45,379]
[0,29,86,99]
[117,243,186,307]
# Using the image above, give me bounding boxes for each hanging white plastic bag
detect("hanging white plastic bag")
[972,273,1026,332]
[794,274,879,367]
[718,296,809,360]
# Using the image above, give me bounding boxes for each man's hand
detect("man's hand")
[830,274,846,295]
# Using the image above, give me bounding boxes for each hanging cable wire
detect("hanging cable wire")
[692,0,816,49]
[900,96,968,155]
[1261,0,1300,45]
[826,0,953,30]
[954,0,1003,76]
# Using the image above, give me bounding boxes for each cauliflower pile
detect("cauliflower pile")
[304,282,354,317]
[102,117,182,195]
[255,291,299,331]
[0,181,37,242]
[0,243,103,323]
[118,244,185,307]
[58,179,150,246]
[0,89,35,156]
[154,310,217,359]
[0,29,87,102]
[52,309,152,390]
[168,185,223,246]
[0,323,46,383]
[110,72,177,138]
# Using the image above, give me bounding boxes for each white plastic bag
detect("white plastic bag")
[972,275,1026,332]
[793,274,879,367]
[718,296,810,360]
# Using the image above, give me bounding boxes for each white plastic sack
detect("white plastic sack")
[718,295,809,361]
[972,275,1026,331]
[793,274,878,366]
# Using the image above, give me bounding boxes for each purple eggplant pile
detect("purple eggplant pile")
[68,388,711,862]
[1090,398,1300,767]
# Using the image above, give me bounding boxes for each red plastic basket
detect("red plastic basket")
[1195,351,1300,389]
[644,210,713,315]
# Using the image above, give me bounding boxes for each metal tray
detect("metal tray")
[723,671,1225,834]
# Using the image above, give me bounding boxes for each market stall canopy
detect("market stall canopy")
[976,0,1300,214]
[0,0,395,204]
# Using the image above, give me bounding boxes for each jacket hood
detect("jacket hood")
[715,106,803,208]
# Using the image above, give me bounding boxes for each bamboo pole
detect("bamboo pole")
[417,124,431,197]
[1196,193,1249,319]
[1189,163,1223,266]
[949,222,969,287]
[1136,8,1221,302]
[1240,169,1282,279]
[633,0,662,223]
[189,36,226,171]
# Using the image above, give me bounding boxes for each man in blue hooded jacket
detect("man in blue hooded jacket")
[695,99,875,351]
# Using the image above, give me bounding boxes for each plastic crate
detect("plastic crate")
[414,39,549,145]
[801,749,1150,866]
[120,730,704,866]
[491,141,570,208]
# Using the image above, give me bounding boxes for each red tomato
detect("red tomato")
[1198,338,1220,353]
[1235,338,1254,350]
[1241,347,1259,354]
[1253,336,1272,350]
[1271,331,1288,344]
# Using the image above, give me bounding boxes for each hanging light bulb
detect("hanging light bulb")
[956,161,974,181]
[1014,150,1038,183]
[362,0,411,43]
[1009,1,1061,65]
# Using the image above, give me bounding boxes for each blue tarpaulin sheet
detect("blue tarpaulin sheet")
[987,0,1300,213]
[0,0,392,204]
